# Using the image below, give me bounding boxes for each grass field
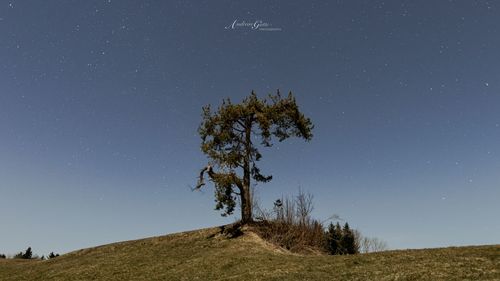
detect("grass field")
[1,226,499,281]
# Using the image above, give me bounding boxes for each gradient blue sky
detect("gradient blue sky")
[1,0,499,256]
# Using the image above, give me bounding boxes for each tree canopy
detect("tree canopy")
[196,91,313,223]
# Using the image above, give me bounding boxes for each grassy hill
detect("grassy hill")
[1,226,499,281]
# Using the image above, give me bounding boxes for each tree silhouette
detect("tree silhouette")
[326,222,343,255]
[196,91,313,223]
[341,223,359,254]
[17,247,32,259]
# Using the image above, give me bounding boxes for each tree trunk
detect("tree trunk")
[240,185,252,223]
[241,118,253,224]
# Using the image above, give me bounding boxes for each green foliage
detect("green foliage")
[326,222,359,255]
[0,254,6,259]
[341,223,358,254]
[326,222,343,254]
[197,91,313,222]
[48,252,60,259]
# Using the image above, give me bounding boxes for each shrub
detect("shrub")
[48,252,60,259]
[253,190,326,253]
[22,247,33,259]
[0,254,6,259]
[14,247,33,259]
[254,189,384,255]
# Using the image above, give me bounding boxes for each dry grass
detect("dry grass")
[250,220,326,254]
[0,226,499,281]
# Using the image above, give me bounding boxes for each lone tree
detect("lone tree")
[196,91,313,223]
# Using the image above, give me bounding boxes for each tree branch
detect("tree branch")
[232,124,245,134]
[236,119,246,128]
[194,164,243,192]
[194,165,214,190]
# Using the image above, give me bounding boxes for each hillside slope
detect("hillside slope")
[1,226,499,281]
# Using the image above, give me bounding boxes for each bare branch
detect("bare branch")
[231,123,245,134]
[236,119,246,128]
[194,165,213,190]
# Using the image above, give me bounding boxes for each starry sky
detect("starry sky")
[1,0,499,256]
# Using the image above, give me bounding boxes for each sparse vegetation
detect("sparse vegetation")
[13,247,32,260]
[0,254,5,259]
[253,190,326,253]
[7,248,50,260]
[0,227,498,281]
[254,190,369,256]
[48,252,59,259]
[353,229,388,253]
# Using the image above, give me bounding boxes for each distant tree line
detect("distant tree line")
[0,247,59,260]
[254,189,387,255]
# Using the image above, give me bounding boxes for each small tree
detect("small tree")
[48,252,60,259]
[353,230,388,253]
[341,223,359,254]
[0,254,6,259]
[295,189,314,226]
[326,222,343,255]
[325,222,359,255]
[14,247,33,259]
[196,91,313,223]
[22,247,33,259]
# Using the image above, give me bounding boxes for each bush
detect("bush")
[0,254,6,259]
[14,247,33,259]
[253,190,326,253]
[48,252,60,259]
[253,189,385,255]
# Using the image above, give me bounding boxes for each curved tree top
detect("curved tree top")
[196,90,314,220]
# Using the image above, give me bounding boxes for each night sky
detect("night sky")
[1,0,499,256]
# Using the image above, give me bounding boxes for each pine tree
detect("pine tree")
[196,91,314,223]
[326,222,343,255]
[21,247,32,259]
[341,223,358,254]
